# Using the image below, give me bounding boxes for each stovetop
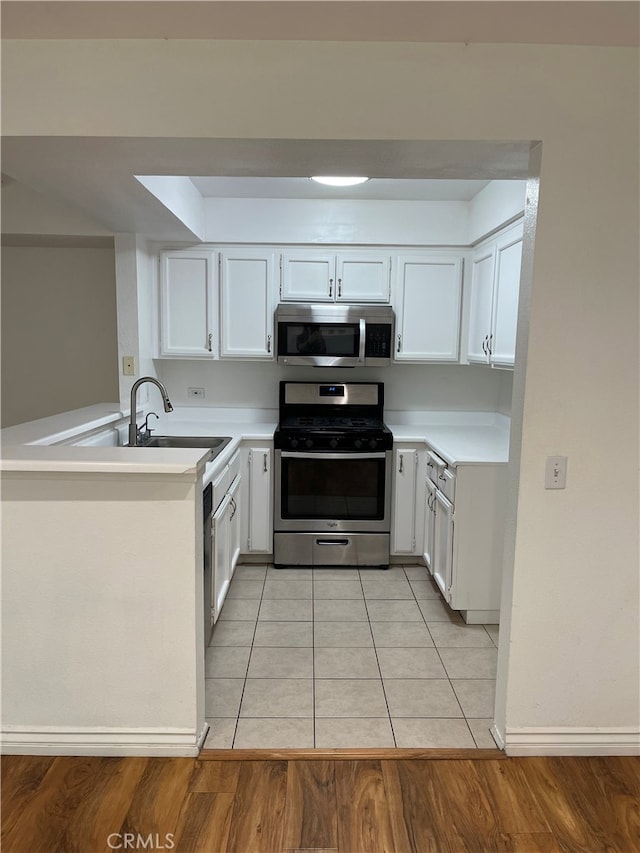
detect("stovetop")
[274,380,393,452]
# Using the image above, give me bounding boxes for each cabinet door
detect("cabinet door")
[467,244,495,364]
[336,253,390,302]
[433,489,454,602]
[391,447,417,554]
[281,252,336,301]
[490,229,523,368]
[212,494,232,624]
[219,250,276,359]
[160,251,216,357]
[394,255,463,361]
[247,446,273,552]
[423,479,437,574]
[228,475,241,579]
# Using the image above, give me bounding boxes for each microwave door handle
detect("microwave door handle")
[358,319,366,364]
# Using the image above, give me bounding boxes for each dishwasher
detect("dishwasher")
[203,482,214,648]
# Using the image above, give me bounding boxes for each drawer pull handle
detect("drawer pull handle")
[208,333,213,352]
[399,455,404,473]
[328,278,333,298]
[338,278,342,297]
[316,539,349,546]
[263,453,268,473]
[267,334,272,354]
[439,473,446,481]
[397,334,402,353]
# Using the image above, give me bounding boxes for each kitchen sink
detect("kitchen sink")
[133,435,233,459]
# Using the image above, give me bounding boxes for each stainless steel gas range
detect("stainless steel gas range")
[273,381,393,568]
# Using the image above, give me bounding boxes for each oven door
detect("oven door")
[275,450,391,533]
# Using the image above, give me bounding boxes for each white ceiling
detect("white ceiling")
[189,177,491,201]
[2,1,638,46]
[3,2,635,238]
[2,138,532,239]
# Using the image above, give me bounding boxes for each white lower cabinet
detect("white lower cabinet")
[432,488,454,601]
[423,478,437,572]
[240,443,273,554]
[423,449,508,623]
[211,479,241,624]
[391,445,426,556]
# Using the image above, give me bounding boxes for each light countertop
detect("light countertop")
[1,404,509,474]
[0,405,277,476]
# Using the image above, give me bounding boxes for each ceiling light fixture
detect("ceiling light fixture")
[310,176,369,187]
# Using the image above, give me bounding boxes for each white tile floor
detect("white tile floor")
[203,564,500,750]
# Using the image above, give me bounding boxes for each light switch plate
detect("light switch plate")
[545,455,567,489]
[122,356,136,376]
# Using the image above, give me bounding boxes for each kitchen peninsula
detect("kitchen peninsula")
[1,401,508,755]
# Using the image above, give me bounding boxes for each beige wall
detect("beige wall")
[1,245,119,426]
[2,38,638,747]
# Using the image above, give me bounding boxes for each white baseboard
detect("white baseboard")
[504,726,640,756]
[1,726,202,757]
[490,722,505,750]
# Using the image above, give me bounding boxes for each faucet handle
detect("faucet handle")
[143,412,159,434]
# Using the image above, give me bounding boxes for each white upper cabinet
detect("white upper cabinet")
[281,252,335,301]
[468,245,496,363]
[491,228,523,368]
[281,250,391,303]
[467,220,523,369]
[336,253,390,302]
[394,253,463,362]
[219,249,276,359]
[159,250,216,357]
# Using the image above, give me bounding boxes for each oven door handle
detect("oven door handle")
[280,451,387,461]
[358,318,366,364]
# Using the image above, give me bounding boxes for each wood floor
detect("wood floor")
[2,754,638,852]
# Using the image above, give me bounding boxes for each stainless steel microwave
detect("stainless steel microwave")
[275,303,394,368]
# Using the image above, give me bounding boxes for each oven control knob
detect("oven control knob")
[368,438,378,449]
[305,438,314,449]
[354,439,363,449]
[290,438,299,449]
[329,438,338,449]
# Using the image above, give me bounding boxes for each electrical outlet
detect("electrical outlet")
[188,387,205,399]
[545,455,567,490]
[122,356,135,376]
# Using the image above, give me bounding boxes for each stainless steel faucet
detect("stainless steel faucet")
[128,376,173,446]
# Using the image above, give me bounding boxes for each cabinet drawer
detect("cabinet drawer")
[212,450,241,509]
[439,467,456,503]
[426,450,446,486]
